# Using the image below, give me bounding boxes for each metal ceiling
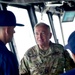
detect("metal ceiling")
[0,0,75,5]
[0,0,75,16]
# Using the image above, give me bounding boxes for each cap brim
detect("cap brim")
[64,44,70,50]
[64,44,75,54]
[16,24,24,26]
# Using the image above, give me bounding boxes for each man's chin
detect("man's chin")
[38,43,44,46]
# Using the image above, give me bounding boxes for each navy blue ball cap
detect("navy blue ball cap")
[0,10,24,26]
[64,31,75,54]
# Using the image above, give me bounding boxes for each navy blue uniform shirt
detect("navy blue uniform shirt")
[0,40,19,75]
[60,68,75,75]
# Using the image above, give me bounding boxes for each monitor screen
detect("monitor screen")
[62,11,75,22]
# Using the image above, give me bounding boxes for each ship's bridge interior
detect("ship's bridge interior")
[0,0,75,62]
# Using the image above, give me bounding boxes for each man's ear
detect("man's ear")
[4,27,9,35]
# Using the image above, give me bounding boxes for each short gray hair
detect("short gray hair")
[34,22,50,31]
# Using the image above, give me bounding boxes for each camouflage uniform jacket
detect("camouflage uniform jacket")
[19,42,75,75]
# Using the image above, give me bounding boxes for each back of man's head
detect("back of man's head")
[0,10,24,44]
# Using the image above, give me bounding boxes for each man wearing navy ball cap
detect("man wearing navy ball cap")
[0,10,24,75]
[60,31,75,75]
[64,31,75,62]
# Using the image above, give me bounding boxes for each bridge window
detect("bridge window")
[7,6,75,62]
[7,6,36,62]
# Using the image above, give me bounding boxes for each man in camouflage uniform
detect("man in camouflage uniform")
[19,22,75,75]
